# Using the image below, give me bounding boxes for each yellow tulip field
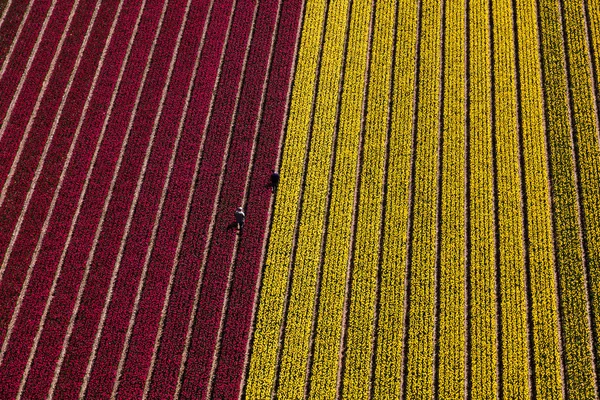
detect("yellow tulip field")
[245,0,600,397]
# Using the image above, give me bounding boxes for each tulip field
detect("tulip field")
[0,0,598,398]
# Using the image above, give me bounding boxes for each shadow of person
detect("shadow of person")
[226,221,238,231]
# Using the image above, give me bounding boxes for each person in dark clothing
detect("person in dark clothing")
[235,207,245,232]
[270,170,280,193]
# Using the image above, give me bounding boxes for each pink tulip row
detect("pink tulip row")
[209,1,304,398]
[0,1,30,66]
[0,0,110,346]
[114,0,238,397]
[49,0,193,396]
[0,0,71,194]
[174,0,282,397]
[82,0,216,397]
[0,0,53,124]
[144,0,260,397]
[0,0,163,397]
[0,1,126,397]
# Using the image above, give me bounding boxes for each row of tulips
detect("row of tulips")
[0,0,30,65]
[515,0,563,395]
[437,0,466,396]
[372,0,417,395]
[0,0,109,349]
[491,0,531,394]
[50,0,191,395]
[276,0,351,396]
[0,0,78,259]
[140,0,253,397]
[174,0,279,397]
[80,0,212,397]
[0,0,54,128]
[15,0,169,396]
[0,0,74,215]
[341,0,389,396]
[0,0,143,397]
[113,0,238,397]
[538,0,597,396]
[307,0,367,395]
[245,0,328,395]
[561,0,600,384]
[468,0,499,395]
[403,0,442,397]
[211,0,305,397]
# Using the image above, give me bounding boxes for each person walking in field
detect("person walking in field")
[270,170,280,193]
[235,207,245,232]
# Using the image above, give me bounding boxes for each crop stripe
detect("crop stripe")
[0,0,101,292]
[336,0,376,396]
[0,0,34,81]
[108,2,216,398]
[302,0,354,395]
[582,0,600,144]
[171,2,260,397]
[269,0,330,395]
[0,0,79,278]
[44,0,172,396]
[399,0,423,396]
[0,0,110,367]
[464,0,471,394]
[0,0,59,143]
[557,0,599,393]
[15,0,149,397]
[0,0,14,28]
[76,1,195,398]
[511,0,537,394]
[534,0,568,395]
[140,1,238,396]
[204,3,286,396]
[432,0,447,395]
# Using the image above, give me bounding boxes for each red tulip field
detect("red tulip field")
[0,0,599,398]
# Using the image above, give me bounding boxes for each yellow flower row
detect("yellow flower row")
[403,0,442,397]
[341,0,393,396]
[562,0,600,381]
[245,0,327,396]
[492,0,530,395]
[308,0,371,396]
[276,0,352,395]
[515,0,563,396]
[371,0,418,396]
[468,0,499,396]
[438,0,466,396]
[538,0,597,396]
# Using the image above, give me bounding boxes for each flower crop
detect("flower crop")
[275,0,351,396]
[244,0,328,396]
[403,0,443,398]
[515,0,563,395]
[307,0,370,396]
[538,0,597,396]
[437,0,466,396]
[468,0,499,395]
[210,1,305,397]
[491,0,530,395]
[340,0,391,397]
[371,0,418,396]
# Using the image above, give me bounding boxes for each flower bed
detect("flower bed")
[50,0,191,396]
[0,0,108,347]
[113,1,238,397]
[17,0,166,396]
[82,1,212,397]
